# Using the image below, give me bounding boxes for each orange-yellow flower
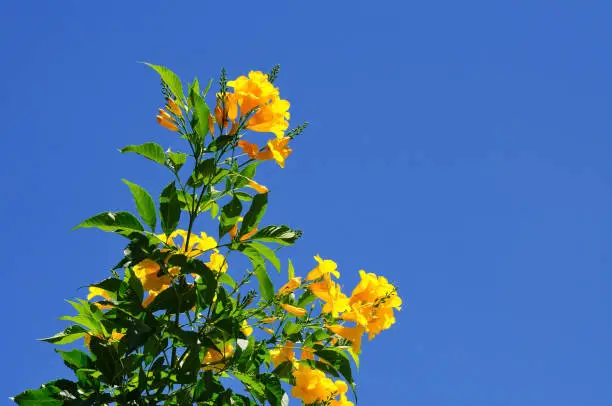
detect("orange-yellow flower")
[248,179,269,194]
[259,317,277,324]
[270,341,295,367]
[277,277,302,295]
[165,97,182,117]
[156,113,178,131]
[206,252,228,273]
[133,259,171,293]
[309,279,350,316]
[291,363,338,404]
[201,343,234,372]
[307,255,340,281]
[281,303,307,317]
[266,137,292,168]
[228,217,258,241]
[237,140,260,159]
[84,330,124,350]
[342,270,402,339]
[87,287,114,310]
[327,324,365,354]
[301,346,315,361]
[241,320,253,337]
[261,327,275,334]
[330,381,354,406]
[208,113,215,136]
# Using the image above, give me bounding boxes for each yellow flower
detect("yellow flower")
[309,279,350,316]
[301,346,315,361]
[87,287,114,309]
[208,113,215,136]
[227,71,290,137]
[259,317,278,324]
[342,270,402,339]
[270,341,295,367]
[261,327,275,334]
[292,363,338,404]
[237,140,260,159]
[266,137,292,168]
[248,179,269,194]
[158,230,218,258]
[133,259,171,293]
[206,252,228,273]
[307,255,340,281]
[165,97,182,117]
[241,320,253,337]
[201,343,234,372]
[156,108,178,131]
[281,303,307,317]
[277,277,302,295]
[330,380,354,406]
[327,324,365,354]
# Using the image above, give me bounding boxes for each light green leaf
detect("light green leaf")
[120,142,166,165]
[288,258,295,280]
[249,242,280,273]
[122,179,157,231]
[144,63,184,101]
[38,325,87,345]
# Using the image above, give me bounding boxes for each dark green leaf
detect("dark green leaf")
[236,162,260,188]
[146,284,196,313]
[56,349,94,372]
[252,225,302,246]
[122,179,157,231]
[207,135,233,152]
[219,195,242,237]
[239,193,268,239]
[315,348,354,386]
[160,181,181,236]
[73,211,144,234]
[240,246,273,301]
[120,142,166,165]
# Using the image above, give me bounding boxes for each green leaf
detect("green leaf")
[219,195,242,237]
[239,193,268,239]
[39,325,87,345]
[12,379,80,405]
[122,179,157,231]
[241,246,274,301]
[146,284,196,313]
[207,135,233,152]
[210,201,219,219]
[189,158,216,187]
[73,211,144,234]
[288,258,295,280]
[237,161,260,188]
[144,63,184,101]
[218,273,236,289]
[252,225,302,246]
[166,150,188,171]
[120,142,166,165]
[56,349,94,372]
[233,371,266,402]
[202,78,213,96]
[235,191,253,201]
[190,89,210,139]
[260,374,284,406]
[249,242,280,272]
[159,181,181,236]
[315,348,354,387]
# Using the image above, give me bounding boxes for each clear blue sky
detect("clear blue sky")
[1,1,611,405]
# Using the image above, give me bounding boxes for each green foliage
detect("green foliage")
[123,179,157,231]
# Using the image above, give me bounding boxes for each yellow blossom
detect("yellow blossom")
[292,363,338,404]
[281,303,307,317]
[87,287,114,310]
[165,97,182,117]
[237,140,260,159]
[133,259,170,293]
[301,346,315,361]
[208,113,214,136]
[261,327,275,334]
[206,252,228,273]
[248,179,269,194]
[327,324,365,354]
[227,71,290,137]
[277,277,302,295]
[307,255,340,281]
[259,317,278,324]
[309,279,350,316]
[241,320,253,337]
[201,343,234,372]
[156,113,178,131]
[270,341,295,367]
[342,270,402,339]
[266,137,292,168]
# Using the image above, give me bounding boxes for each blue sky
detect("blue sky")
[1,1,611,404]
